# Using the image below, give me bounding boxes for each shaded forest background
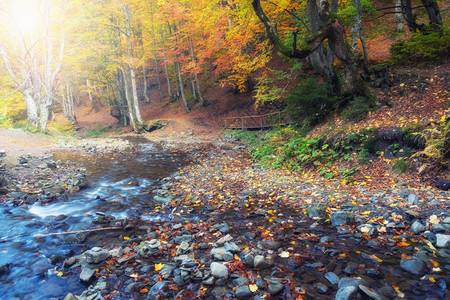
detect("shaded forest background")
[0,0,448,136]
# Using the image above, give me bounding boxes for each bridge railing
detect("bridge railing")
[223,110,290,130]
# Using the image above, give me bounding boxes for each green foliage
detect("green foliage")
[47,121,75,136]
[254,68,292,108]
[245,126,377,175]
[338,0,377,26]
[341,96,375,122]
[410,115,449,164]
[286,77,342,127]
[85,125,113,138]
[390,25,450,65]
[393,158,411,173]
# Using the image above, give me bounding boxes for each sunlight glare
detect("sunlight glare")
[8,0,42,36]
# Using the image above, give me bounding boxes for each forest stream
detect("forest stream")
[0,138,188,299]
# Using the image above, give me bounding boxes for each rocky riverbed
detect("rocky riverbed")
[1,139,449,300]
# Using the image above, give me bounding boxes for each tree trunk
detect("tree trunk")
[121,67,137,131]
[252,0,369,99]
[176,62,190,112]
[23,89,40,128]
[190,40,207,106]
[352,0,369,71]
[124,5,143,130]
[307,0,339,92]
[395,0,404,32]
[421,0,442,30]
[87,79,94,104]
[142,65,149,101]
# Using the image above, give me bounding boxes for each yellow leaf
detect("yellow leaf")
[57,271,63,277]
[341,180,347,186]
[429,277,436,283]
[249,284,258,293]
[425,239,436,250]
[129,273,139,278]
[124,236,130,240]
[372,255,383,262]
[390,203,398,207]
[234,254,241,261]
[154,263,165,271]
[362,211,371,215]
[352,201,357,205]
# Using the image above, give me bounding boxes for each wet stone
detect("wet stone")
[233,277,249,286]
[330,211,354,226]
[80,268,95,284]
[254,255,271,269]
[400,258,427,275]
[235,286,252,298]
[359,285,388,300]
[435,234,450,247]
[335,286,358,300]
[85,247,110,264]
[268,283,284,295]
[410,220,426,234]
[173,234,193,244]
[407,194,419,205]
[325,272,339,285]
[314,282,328,293]
[338,277,365,289]
[210,262,228,278]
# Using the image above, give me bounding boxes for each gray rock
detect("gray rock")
[173,234,193,244]
[233,277,249,286]
[335,286,358,300]
[244,253,254,266]
[315,282,328,293]
[407,194,419,205]
[359,285,388,300]
[63,293,77,300]
[436,234,450,247]
[80,268,95,283]
[325,272,339,285]
[216,234,233,245]
[66,233,86,244]
[85,247,110,264]
[225,242,240,253]
[410,220,426,234]
[235,286,252,298]
[338,277,364,289]
[331,211,354,226]
[268,283,284,295]
[307,206,327,218]
[259,240,281,250]
[400,258,427,275]
[211,247,232,261]
[211,262,228,278]
[254,255,271,269]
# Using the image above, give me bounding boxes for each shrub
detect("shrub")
[390,26,450,65]
[341,96,375,122]
[286,77,342,127]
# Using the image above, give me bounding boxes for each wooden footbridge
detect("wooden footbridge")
[223,110,290,130]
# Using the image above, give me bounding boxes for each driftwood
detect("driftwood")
[33,227,122,238]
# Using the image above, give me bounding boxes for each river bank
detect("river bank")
[0,130,449,299]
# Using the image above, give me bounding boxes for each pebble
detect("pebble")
[335,286,358,300]
[325,272,339,285]
[435,234,450,247]
[410,220,426,234]
[235,286,252,298]
[210,262,228,278]
[359,285,387,300]
[400,258,427,275]
[330,211,354,226]
[80,268,95,284]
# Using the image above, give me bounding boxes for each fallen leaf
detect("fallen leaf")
[154,263,165,271]
[249,284,258,293]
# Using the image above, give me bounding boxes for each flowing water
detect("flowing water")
[0,139,188,299]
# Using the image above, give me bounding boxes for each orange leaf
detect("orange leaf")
[430,259,439,267]
[140,288,149,293]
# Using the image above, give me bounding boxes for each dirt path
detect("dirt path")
[0,128,55,157]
